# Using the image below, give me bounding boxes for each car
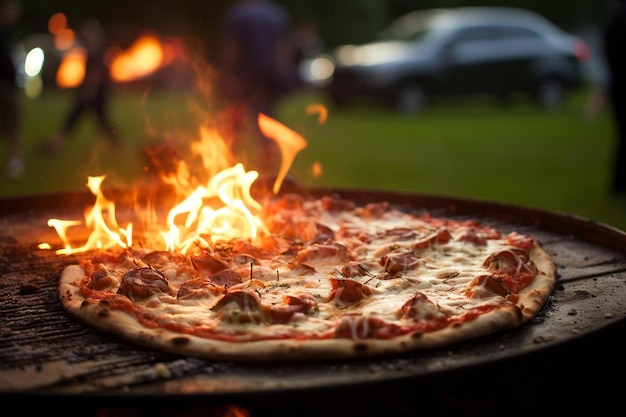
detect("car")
[318,6,591,114]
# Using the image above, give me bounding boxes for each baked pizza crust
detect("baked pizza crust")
[517,243,557,320]
[58,241,556,362]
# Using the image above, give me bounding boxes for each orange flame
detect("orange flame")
[53,28,75,51]
[48,12,67,34]
[47,165,265,255]
[257,113,307,194]
[312,161,323,177]
[110,34,164,82]
[56,47,86,88]
[47,176,132,254]
[306,103,328,124]
[45,113,308,255]
[162,163,267,253]
[48,13,75,51]
[55,32,171,88]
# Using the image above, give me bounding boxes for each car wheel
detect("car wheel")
[535,77,564,109]
[394,82,426,115]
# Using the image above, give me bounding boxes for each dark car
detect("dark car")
[321,7,591,114]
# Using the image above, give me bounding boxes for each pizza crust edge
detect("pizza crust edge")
[58,242,557,362]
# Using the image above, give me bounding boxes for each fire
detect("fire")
[161,163,267,253]
[257,113,307,194]
[47,176,132,254]
[54,31,172,88]
[56,47,86,88]
[48,12,67,35]
[45,114,308,255]
[48,12,75,51]
[306,103,328,124]
[110,34,164,83]
[312,161,323,177]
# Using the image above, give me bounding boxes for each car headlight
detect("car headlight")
[299,54,335,86]
[24,47,45,77]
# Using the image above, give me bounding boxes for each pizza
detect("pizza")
[58,192,556,362]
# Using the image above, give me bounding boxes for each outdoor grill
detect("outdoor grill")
[1,185,625,416]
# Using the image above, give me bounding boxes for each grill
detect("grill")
[1,187,625,416]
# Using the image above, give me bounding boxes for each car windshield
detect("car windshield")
[378,27,431,42]
[376,11,454,43]
[379,11,430,40]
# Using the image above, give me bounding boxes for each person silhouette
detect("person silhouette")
[602,0,626,196]
[42,18,118,154]
[0,0,23,177]
[216,0,299,172]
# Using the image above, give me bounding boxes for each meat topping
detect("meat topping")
[118,267,171,301]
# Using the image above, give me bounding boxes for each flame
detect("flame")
[48,164,266,255]
[47,176,132,254]
[48,13,74,51]
[257,113,307,194]
[110,34,164,82]
[54,32,171,88]
[46,113,308,255]
[48,12,67,35]
[56,47,86,88]
[54,28,75,51]
[162,163,267,253]
[312,161,323,177]
[306,103,328,124]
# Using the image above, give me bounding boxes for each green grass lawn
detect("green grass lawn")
[279,89,625,231]
[2,85,625,231]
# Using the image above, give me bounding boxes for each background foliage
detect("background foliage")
[15,0,609,54]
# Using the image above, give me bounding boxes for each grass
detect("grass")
[2,85,625,232]
[279,89,625,230]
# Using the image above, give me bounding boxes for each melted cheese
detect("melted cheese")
[88,195,545,342]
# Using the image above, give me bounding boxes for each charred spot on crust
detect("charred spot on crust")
[353,342,369,354]
[97,309,109,318]
[171,336,191,346]
[80,300,90,308]
[411,331,424,339]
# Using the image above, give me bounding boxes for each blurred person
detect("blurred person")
[0,0,23,178]
[290,17,324,62]
[42,18,118,154]
[602,0,626,196]
[582,83,607,122]
[292,17,324,84]
[216,0,299,172]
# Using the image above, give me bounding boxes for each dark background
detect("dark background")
[14,0,608,61]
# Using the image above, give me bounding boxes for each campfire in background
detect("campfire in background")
[20,11,189,96]
[51,13,180,88]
